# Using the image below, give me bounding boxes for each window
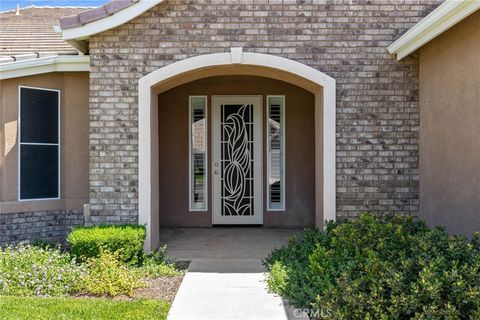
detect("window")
[189,96,207,211]
[267,96,285,210]
[19,86,60,200]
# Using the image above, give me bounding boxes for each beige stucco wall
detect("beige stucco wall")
[0,72,89,214]
[419,10,480,236]
[157,75,316,227]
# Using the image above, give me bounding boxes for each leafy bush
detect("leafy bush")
[265,228,329,308]
[136,246,179,278]
[0,242,86,296]
[264,214,480,319]
[67,224,146,265]
[76,250,143,297]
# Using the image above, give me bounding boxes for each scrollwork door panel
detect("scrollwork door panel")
[212,96,263,224]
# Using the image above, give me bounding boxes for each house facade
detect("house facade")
[1,0,479,250]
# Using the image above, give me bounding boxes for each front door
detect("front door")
[211,96,263,224]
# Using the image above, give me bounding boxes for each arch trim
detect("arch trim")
[138,48,336,252]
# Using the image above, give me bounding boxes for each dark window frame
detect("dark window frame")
[18,86,61,201]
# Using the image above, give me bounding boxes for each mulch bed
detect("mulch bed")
[130,275,184,302]
[74,275,185,302]
[131,261,190,302]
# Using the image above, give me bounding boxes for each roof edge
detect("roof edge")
[388,0,480,60]
[0,55,90,80]
[0,4,93,14]
[60,0,165,41]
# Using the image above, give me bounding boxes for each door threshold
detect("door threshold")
[212,224,263,227]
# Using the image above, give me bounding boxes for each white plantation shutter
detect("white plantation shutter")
[189,96,208,211]
[267,96,285,210]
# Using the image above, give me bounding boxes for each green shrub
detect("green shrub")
[0,242,86,296]
[264,214,480,319]
[67,224,146,265]
[264,228,329,308]
[76,250,143,297]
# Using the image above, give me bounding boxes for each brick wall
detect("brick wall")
[88,0,443,223]
[0,210,84,245]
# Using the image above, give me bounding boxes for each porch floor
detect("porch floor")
[159,227,302,260]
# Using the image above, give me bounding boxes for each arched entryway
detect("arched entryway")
[139,48,336,252]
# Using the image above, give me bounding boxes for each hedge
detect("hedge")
[67,224,146,265]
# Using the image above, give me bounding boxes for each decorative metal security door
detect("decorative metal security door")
[212,96,263,224]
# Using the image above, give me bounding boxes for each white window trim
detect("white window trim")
[188,95,208,212]
[18,85,61,201]
[266,95,286,211]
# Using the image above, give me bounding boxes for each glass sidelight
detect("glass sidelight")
[189,96,208,211]
[267,95,285,210]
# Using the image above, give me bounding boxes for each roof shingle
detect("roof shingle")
[0,6,88,59]
[60,0,137,30]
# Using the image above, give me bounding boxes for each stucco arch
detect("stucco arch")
[138,48,336,252]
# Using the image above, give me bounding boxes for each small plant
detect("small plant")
[67,224,146,265]
[137,246,180,278]
[0,242,86,296]
[264,214,480,319]
[76,249,143,297]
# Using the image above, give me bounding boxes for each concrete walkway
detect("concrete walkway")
[162,228,306,320]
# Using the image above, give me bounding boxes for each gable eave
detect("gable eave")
[0,55,90,80]
[60,0,164,42]
[388,0,480,60]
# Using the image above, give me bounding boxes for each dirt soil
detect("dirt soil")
[132,275,184,302]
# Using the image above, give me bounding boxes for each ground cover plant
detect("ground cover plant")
[0,242,85,296]
[1,237,181,298]
[264,213,480,319]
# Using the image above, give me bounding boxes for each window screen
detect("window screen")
[19,87,60,200]
[267,96,285,210]
[189,96,207,210]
